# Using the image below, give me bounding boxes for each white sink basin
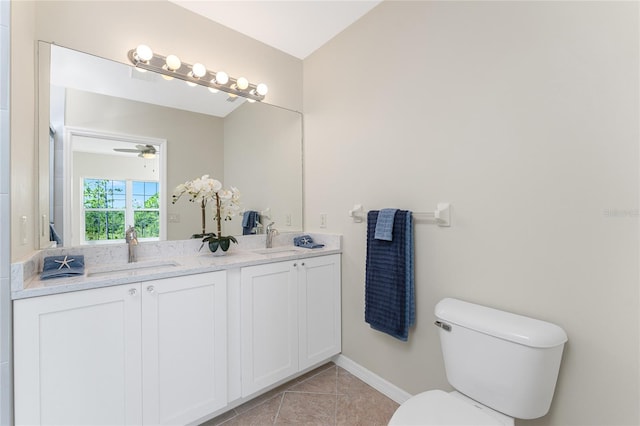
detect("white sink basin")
[252,247,304,256]
[87,260,180,277]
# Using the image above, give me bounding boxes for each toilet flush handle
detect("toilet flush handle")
[434,320,452,332]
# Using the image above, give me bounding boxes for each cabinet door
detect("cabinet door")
[14,284,143,426]
[299,254,342,370]
[241,261,298,397]
[142,271,227,426]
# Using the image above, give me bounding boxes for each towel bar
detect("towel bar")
[413,203,451,227]
[349,204,365,223]
[350,203,451,227]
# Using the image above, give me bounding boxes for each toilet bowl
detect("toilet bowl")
[388,298,567,426]
[389,390,513,426]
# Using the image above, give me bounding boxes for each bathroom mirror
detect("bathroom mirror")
[37,42,303,248]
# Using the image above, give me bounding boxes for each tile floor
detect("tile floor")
[202,363,399,426]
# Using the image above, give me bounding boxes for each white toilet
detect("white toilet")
[389,298,568,426]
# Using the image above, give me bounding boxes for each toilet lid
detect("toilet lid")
[388,390,507,426]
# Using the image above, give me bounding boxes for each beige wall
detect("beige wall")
[10,0,302,260]
[10,1,36,261]
[304,2,639,425]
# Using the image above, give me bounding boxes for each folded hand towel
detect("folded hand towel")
[242,211,259,235]
[374,208,397,241]
[41,255,85,280]
[294,235,324,249]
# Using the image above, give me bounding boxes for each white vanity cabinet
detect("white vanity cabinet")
[13,271,227,426]
[298,254,342,370]
[14,283,143,426]
[240,254,341,397]
[141,272,227,425]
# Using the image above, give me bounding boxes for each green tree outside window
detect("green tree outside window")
[83,179,160,243]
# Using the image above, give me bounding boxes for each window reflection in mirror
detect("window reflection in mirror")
[38,42,303,248]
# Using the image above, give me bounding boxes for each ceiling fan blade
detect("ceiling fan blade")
[113,148,141,153]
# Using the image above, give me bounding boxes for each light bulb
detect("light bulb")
[135,44,153,62]
[236,77,249,90]
[165,55,181,71]
[215,71,229,85]
[256,83,268,96]
[192,63,206,79]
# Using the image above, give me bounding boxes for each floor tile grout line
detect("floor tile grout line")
[272,391,286,425]
[285,389,341,395]
[292,364,338,389]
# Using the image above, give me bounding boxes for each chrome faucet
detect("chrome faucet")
[265,222,278,249]
[125,225,138,263]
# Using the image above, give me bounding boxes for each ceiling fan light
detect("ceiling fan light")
[141,152,156,159]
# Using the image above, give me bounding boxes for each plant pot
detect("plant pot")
[206,235,237,254]
[208,239,230,253]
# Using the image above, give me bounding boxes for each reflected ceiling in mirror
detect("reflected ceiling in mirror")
[39,42,303,248]
[51,43,247,118]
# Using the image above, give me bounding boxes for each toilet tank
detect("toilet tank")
[435,298,567,420]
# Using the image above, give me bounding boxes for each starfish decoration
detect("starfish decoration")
[54,255,75,270]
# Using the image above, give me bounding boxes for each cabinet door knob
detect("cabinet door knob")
[301,262,305,266]
[147,285,155,293]
[129,288,137,296]
[293,263,297,267]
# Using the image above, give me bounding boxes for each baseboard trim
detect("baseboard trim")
[332,354,412,404]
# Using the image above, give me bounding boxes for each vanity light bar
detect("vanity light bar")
[127,45,268,102]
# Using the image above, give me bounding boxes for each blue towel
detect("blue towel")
[242,211,259,235]
[49,223,62,245]
[374,208,397,241]
[365,210,415,341]
[41,255,85,280]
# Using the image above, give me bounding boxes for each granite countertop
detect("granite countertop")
[12,233,341,300]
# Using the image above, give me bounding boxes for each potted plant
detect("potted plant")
[172,175,241,253]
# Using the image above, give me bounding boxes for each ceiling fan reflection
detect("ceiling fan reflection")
[113,144,157,159]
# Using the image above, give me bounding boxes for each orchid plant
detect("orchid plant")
[172,175,241,252]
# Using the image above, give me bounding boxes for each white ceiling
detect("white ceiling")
[168,0,383,59]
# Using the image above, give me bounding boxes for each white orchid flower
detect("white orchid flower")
[217,189,233,200]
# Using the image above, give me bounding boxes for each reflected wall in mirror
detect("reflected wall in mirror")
[38,42,303,248]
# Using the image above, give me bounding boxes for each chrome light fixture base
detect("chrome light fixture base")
[127,47,267,102]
